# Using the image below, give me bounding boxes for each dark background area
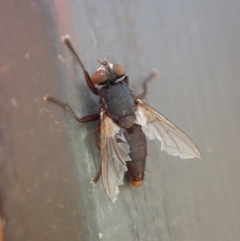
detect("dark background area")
[0,0,240,240]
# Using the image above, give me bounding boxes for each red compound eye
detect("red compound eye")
[112,64,126,77]
[91,69,108,84]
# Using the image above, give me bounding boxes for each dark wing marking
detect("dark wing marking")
[135,99,201,159]
[100,111,131,202]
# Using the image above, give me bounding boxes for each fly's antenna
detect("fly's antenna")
[95,58,102,65]
[104,52,109,62]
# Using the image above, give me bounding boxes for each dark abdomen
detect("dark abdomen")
[123,124,147,187]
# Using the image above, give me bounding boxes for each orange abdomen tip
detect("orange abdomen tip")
[130,179,144,187]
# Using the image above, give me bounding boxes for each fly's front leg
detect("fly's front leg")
[136,69,160,99]
[44,95,100,123]
[123,76,129,84]
[61,35,99,96]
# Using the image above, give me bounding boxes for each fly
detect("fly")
[44,35,201,202]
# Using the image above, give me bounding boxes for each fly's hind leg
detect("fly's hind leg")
[92,123,102,184]
[44,95,102,183]
[94,124,101,149]
[44,95,102,184]
[136,69,160,99]
[91,165,102,185]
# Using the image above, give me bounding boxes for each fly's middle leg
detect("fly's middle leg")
[44,95,100,123]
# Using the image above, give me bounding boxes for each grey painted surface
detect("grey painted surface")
[0,0,240,240]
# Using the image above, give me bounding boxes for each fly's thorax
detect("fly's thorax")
[100,82,136,129]
[117,114,136,129]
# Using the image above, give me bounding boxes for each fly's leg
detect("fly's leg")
[61,35,99,96]
[45,95,102,183]
[94,124,101,149]
[136,69,160,99]
[92,165,102,185]
[44,95,100,123]
[123,76,129,84]
[92,124,102,184]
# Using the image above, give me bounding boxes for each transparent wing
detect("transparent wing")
[100,111,131,202]
[135,99,201,159]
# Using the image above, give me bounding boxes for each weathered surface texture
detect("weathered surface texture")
[0,1,240,240]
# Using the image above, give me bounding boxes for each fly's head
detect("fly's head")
[91,59,126,86]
